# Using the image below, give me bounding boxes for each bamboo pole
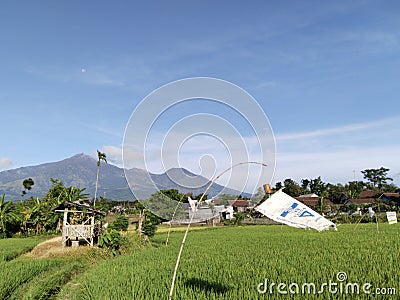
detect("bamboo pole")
[168,161,267,300]
[166,194,184,246]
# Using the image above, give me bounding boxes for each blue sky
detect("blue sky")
[1,1,400,191]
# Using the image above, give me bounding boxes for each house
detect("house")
[345,190,379,206]
[295,194,333,212]
[381,192,400,204]
[344,198,375,205]
[227,199,251,212]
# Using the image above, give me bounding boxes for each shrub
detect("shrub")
[108,215,129,232]
[98,229,124,256]
[142,211,161,238]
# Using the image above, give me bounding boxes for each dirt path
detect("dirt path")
[23,236,88,259]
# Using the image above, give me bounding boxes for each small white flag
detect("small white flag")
[386,212,397,225]
[188,197,198,212]
[255,189,337,231]
[368,207,375,218]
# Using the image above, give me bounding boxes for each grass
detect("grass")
[60,223,400,299]
[0,236,46,261]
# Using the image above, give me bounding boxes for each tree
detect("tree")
[326,183,345,204]
[251,187,266,206]
[94,150,107,207]
[309,176,327,196]
[0,195,17,237]
[282,179,303,197]
[344,181,365,200]
[21,178,34,197]
[142,210,161,238]
[301,179,310,191]
[274,182,283,190]
[361,167,393,189]
[45,178,88,205]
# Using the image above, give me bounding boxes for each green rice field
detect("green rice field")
[1,224,399,299]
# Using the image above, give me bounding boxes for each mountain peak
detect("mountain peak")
[70,153,96,161]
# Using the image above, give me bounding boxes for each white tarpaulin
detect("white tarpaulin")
[255,189,337,231]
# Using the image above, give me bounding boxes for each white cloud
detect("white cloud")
[103,145,144,169]
[276,116,400,141]
[0,157,12,170]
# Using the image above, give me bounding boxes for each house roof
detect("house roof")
[359,190,380,199]
[298,193,319,198]
[382,192,400,198]
[346,198,375,205]
[52,201,106,215]
[227,199,250,207]
[294,197,334,207]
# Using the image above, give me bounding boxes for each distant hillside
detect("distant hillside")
[0,154,250,200]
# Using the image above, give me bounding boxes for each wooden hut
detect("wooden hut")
[53,201,106,247]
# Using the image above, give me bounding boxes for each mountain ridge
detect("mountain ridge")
[0,154,250,200]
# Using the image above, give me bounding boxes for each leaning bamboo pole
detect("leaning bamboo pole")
[168,161,267,300]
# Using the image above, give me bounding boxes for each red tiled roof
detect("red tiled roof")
[383,192,400,198]
[359,190,380,199]
[348,198,375,205]
[295,197,334,208]
[227,199,250,207]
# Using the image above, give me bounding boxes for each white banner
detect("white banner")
[386,212,397,225]
[255,189,337,231]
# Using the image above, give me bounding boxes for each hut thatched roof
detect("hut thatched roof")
[52,201,106,216]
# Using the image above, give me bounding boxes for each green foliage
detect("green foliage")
[22,178,35,197]
[160,189,181,201]
[46,178,88,204]
[96,150,107,166]
[233,212,246,225]
[142,211,161,238]
[0,237,45,261]
[0,195,17,236]
[141,190,187,220]
[98,229,124,255]
[282,178,304,197]
[309,176,326,195]
[108,215,129,232]
[361,167,393,189]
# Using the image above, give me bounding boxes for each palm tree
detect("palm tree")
[0,195,17,235]
[94,150,107,207]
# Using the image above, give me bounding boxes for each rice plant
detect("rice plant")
[63,224,400,299]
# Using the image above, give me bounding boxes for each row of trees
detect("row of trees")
[0,179,90,237]
[0,150,110,238]
[271,167,398,204]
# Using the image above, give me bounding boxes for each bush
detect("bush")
[142,211,161,238]
[108,216,129,232]
[98,229,124,255]
[233,212,246,225]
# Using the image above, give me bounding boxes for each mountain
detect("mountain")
[0,154,250,200]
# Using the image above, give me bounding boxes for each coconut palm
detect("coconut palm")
[94,150,107,207]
